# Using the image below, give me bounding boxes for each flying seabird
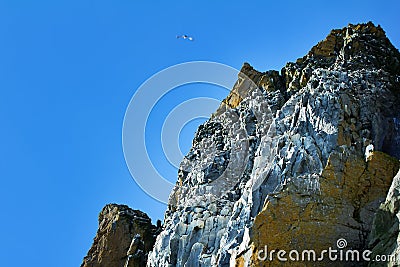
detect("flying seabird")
[177,34,194,41]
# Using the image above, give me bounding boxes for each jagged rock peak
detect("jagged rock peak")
[303,21,400,73]
[81,204,161,267]
[223,22,400,112]
[310,22,386,58]
[239,62,262,81]
[242,21,399,78]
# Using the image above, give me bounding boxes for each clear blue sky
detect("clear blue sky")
[0,1,399,266]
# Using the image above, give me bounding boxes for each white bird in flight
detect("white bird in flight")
[177,34,194,41]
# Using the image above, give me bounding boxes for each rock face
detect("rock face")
[82,22,400,267]
[368,168,400,267]
[146,22,400,267]
[248,151,399,266]
[82,204,160,267]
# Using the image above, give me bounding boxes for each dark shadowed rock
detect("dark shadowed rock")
[81,204,160,267]
[368,169,400,266]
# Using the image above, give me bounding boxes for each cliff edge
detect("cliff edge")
[83,22,400,267]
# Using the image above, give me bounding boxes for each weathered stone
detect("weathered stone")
[83,22,400,267]
[148,22,400,267]
[246,151,399,266]
[368,168,400,266]
[81,204,160,267]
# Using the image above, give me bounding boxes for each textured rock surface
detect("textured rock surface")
[248,151,399,266]
[147,22,400,267]
[368,169,400,267]
[82,204,160,267]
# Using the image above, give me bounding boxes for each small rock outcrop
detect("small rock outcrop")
[81,204,160,267]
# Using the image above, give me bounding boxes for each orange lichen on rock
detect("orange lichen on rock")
[243,151,399,267]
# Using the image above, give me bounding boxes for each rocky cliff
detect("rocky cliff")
[147,22,400,267]
[368,168,400,267]
[83,22,400,266]
[81,204,160,267]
